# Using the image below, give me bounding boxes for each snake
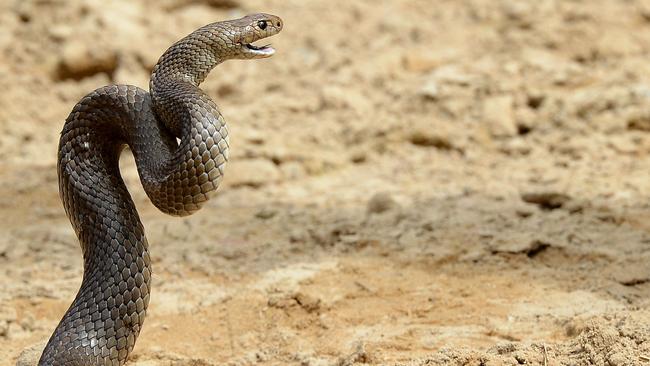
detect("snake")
[37,13,283,365]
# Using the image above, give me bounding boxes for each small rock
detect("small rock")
[419,79,439,100]
[499,137,531,155]
[279,161,306,180]
[348,149,367,164]
[268,295,298,309]
[501,2,534,27]
[593,205,623,224]
[612,263,650,286]
[408,130,454,150]
[226,159,281,188]
[56,40,118,80]
[319,85,371,114]
[641,3,650,22]
[240,128,265,145]
[48,25,73,42]
[483,95,518,137]
[294,292,321,313]
[608,135,640,155]
[367,192,398,214]
[514,107,535,135]
[521,191,571,210]
[403,51,443,73]
[15,341,46,366]
[255,207,277,220]
[526,91,546,110]
[563,199,588,214]
[513,353,527,364]
[289,228,307,243]
[515,207,535,218]
[627,111,650,131]
[0,320,8,337]
[491,239,551,258]
[431,65,475,86]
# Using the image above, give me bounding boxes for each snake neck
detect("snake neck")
[148,25,229,140]
[149,23,235,95]
[150,45,224,90]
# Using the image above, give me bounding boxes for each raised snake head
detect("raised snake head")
[225,13,283,59]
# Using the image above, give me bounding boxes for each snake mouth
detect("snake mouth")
[243,42,275,57]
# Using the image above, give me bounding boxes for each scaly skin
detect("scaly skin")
[38,14,283,365]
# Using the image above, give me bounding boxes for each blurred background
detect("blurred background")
[2,0,650,364]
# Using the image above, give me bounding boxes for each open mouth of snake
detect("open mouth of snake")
[245,43,270,51]
[244,42,275,57]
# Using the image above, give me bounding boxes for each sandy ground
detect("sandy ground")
[2,0,650,365]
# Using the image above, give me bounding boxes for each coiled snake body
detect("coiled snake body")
[38,14,283,365]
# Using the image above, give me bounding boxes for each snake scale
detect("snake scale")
[38,13,283,365]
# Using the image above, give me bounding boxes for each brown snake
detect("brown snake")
[38,13,283,365]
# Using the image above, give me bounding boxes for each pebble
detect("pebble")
[367,192,398,214]
[294,292,321,313]
[319,85,371,114]
[279,161,306,180]
[483,95,518,137]
[56,40,118,80]
[48,25,73,42]
[491,238,551,257]
[268,295,298,309]
[226,158,280,188]
[499,137,531,155]
[0,320,7,338]
[521,191,571,210]
[255,207,277,220]
[402,51,442,73]
[408,129,454,150]
[431,65,476,86]
[627,112,650,132]
[418,79,439,100]
[612,263,650,286]
[501,2,534,26]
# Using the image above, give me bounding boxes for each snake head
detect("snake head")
[228,13,283,59]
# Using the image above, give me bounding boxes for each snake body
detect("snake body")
[38,14,283,365]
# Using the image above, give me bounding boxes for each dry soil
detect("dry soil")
[2,0,650,365]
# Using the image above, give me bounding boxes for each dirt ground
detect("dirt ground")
[2,0,650,365]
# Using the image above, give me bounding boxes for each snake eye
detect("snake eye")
[258,20,267,30]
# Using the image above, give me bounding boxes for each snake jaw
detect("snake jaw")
[243,42,275,58]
